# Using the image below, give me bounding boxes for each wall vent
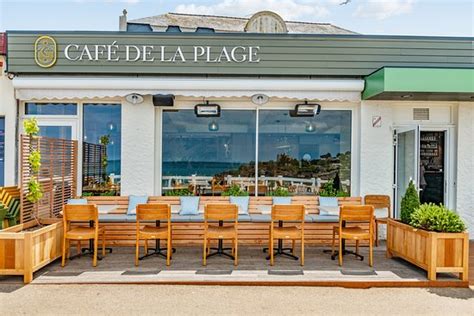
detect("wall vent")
[413,108,430,121]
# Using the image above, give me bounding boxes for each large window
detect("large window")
[162,110,256,195]
[162,108,351,196]
[258,110,351,195]
[82,103,121,195]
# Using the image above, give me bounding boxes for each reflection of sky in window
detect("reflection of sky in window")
[83,104,121,162]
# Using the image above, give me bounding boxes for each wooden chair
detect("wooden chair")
[211,178,228,196]
[332,205,375,267]
[364,195,391,246]
[203,204,239,266]
[269,204,305,266]
[135,203,173,266]
[61,204,105,267]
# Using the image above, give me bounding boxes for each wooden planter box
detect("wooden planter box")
[0,218,63,283]
[387,219,469,281]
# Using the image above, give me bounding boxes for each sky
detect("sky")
[0,0,472,36]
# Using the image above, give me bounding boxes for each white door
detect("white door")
[393,126,420,218]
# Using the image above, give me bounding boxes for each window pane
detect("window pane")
[25,102,77,115]
[258,110,351,196]
[162,110,256,195]
[38,126,72,140]
[82,103,121,196]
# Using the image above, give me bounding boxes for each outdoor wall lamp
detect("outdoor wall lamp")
[125,93,144,105]
[290,101,321,117]
[195,101,221,117]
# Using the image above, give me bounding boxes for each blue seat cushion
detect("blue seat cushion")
[311,214,339,223]
[238,214,251,222]
[250,214,272,222]
[99,214,128,222]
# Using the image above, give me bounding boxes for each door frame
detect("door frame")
[393,124,455,217]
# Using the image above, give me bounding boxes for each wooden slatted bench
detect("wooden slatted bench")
[79,196,364,247]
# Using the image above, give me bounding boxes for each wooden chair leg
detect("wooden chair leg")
[369,237,373,267]
[270,237,274,266]
[66,239,70,259]
[102,234,106,257]
[144,239,148,254]
[331,228,336,256]
[234,238,238,266]
[166,238,171,266]
[202,237,207,266]
[338,236,343,267]
[292,239,295,256]
[93,237,98,267]
[135,237,139,267]
[301,237,304,267]
[356,240,359,255]
[61,236,67,267]
[76,241,81,256]
[375,222,379,247]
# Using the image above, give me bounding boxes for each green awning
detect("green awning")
[363,67,474,101]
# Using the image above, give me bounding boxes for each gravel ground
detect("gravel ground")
[0,285,473,315]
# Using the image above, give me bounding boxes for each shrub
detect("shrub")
[267,187,290,197]
[410,203,466,233]
[222,184,249,196]
[400,180,420,224]
[23,118,40,136]
[164,189,193,196]
[26,178,43,203]
[319,180,349,197]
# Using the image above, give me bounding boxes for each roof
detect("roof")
[129,12,356,34]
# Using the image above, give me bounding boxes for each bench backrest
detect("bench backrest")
[85,195,362,215]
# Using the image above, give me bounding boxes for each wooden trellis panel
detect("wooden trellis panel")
[20,135,78,222]
[82,141,106,187]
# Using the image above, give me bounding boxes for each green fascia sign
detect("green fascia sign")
[363,67,474,100]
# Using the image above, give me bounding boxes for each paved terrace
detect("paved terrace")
[1,242,471,287]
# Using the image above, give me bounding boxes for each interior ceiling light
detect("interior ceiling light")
[195,101,221,117]
[208,121,219,132]
[290,101,321,117]
[125,93,144,105]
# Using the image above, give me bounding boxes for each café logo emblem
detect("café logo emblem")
[34,36,57,68]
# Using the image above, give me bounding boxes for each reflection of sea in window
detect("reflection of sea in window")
[258,110,351,195]
[162,110,256,195]
[82,104,121,196]
[162,109,351,196]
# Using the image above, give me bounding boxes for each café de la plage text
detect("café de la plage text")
[64,41,261,63]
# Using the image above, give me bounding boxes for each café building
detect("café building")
[0,11,473,234]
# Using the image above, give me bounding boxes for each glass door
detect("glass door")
[394,126,419,218]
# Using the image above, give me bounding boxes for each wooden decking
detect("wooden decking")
[0,243,468,288]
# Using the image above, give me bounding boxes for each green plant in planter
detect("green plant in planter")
[28,150,41,172]
[26,178,43,203]
[410,203,466,233]
[222,184,249,197]
[164,189,193,196]
[24,118,40,136]
[400,180,420,224]
[267,186,290,197]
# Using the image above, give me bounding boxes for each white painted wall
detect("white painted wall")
[0,57,17,186]
[456,102,474,236]
[120,95,155,195]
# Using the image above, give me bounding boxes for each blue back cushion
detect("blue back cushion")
[180,196,200,215]
[128,195,148,215]
[67,198,88,205]
[272,197,292,205]
[230,196,250,215]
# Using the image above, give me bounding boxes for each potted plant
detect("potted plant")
[0,119,63,284]
[267,186,290,197]
[387,181,469,281]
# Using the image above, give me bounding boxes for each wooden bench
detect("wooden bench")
[80,196,363,247]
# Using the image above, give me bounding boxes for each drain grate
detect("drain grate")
[340,269,377,276]
[268,270,304,276]
[122,270,161,275]
[196,269,232,275]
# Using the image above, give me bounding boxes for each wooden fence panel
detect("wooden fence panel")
[20,135,78,222]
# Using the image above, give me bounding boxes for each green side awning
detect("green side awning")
[363,67,474,101]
